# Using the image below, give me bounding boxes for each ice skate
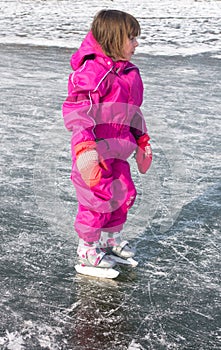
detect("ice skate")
[75,240,119,279]
[78,247,116,268]
[100,233,138,267]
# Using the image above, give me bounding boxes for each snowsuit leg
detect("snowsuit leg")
[71,158,136,242]
[102,159,137,232]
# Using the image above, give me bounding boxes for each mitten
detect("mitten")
[136,134,152,174]
[74,141,108,187]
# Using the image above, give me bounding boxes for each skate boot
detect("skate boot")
[77,239,116,268]
[75,239,119,279]
[100,232,135,259]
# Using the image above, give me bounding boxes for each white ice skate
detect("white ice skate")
[75,241,120,279]
[108,241,138,267]
[100,233,138,268]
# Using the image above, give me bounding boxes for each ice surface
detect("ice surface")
[0,0,221,55]
[1,42,220,350]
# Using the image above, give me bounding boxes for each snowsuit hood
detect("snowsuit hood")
[70,31,109,71]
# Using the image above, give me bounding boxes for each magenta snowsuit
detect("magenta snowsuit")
[62,31,148,242]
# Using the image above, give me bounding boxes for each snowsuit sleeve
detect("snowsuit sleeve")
[128,68,149,140]
[130,108,148,140]
[62,65,99,148]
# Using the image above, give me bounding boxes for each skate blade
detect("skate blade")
[111,256,138,267]
[75,264,119,279]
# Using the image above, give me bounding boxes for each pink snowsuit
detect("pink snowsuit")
[62,31,148,242]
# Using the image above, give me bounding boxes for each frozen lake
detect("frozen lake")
[0,0,221,349]
[1,0,221,56]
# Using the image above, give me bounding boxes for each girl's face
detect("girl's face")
[121,36,139,61]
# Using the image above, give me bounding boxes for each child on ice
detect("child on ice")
[62,10,152,272]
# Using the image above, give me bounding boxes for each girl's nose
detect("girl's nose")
[134,39,139,47]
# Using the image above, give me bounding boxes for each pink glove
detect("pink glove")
[74,141,108,187]
[136,134,152,174]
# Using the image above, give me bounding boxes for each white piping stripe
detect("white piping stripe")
[78,60,87,72]
[87,91,93,114]
[93,66,113,92]
[70,72,75,85]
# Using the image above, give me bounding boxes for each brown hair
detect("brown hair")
[91,9,140,60]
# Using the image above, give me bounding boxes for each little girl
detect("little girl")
[62,9,152,271]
